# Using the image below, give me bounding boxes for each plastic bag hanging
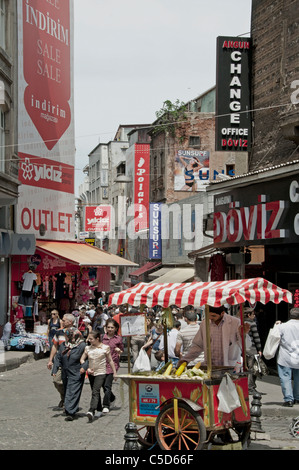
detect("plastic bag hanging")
[217,373,241,413]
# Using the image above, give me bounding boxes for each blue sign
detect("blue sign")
[149,203,162,259]
[138,383,160,416]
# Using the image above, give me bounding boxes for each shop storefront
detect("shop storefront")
[10,239,137,330]
[209,165,299,333]
[187,164,299,350]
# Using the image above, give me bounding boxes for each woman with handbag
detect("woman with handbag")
[53,327,88,421]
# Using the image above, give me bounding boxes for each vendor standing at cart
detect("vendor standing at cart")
[177,305,251,369]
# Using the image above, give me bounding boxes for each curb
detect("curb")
[0,351,35,373]
[261,407,299,418]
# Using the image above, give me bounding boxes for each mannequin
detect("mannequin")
[18,265,37,307]
[18,264,37,332]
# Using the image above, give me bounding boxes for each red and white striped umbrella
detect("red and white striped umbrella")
[108,278,292,309]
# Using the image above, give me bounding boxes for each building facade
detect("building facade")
[189,0,299,346]
[0,0,21,332]
[250,0,299,170]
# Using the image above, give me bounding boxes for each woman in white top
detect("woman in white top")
[80,330,117,422]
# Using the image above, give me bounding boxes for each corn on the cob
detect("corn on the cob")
[193,361,201,369]
[156,361,172,375]
[163,363,173,376]
[175,362,187,376]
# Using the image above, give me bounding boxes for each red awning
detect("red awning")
[129,261,162,278]
[108,278,292,308]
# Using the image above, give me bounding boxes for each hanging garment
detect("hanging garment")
[97,266,111,292]
[208,253,227,281]
[22,271,37,291]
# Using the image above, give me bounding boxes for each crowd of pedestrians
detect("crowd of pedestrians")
[45,299,299,421]
[46,302,124,422]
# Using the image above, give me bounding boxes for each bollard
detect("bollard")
[250,390,264,433]
[124,422,140,450]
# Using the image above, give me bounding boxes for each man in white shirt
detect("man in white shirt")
[276,308,299,407]
[158,321,181,366]
[175,310,204,365]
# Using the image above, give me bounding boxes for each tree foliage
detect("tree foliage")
[153,99,188,137]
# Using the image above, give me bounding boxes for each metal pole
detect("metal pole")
[239,303,247,370]
[205,304,212,378]
[163,320,168,363]
[205,304,214,428]
[127,336,131,374]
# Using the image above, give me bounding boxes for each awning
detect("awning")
[108,278,292,308]
[150,267,195,284]
[188,243,221,259]
[35,240,138,267]
[129,261,161,278]
[148,267,172,279]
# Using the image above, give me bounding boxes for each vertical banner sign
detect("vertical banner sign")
[134,144,150,232]
[17,0,75,240]
[215,36,252,152]
[149,203,162,259]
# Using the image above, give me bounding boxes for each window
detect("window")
[189,136,201,148]
[226,164,235,176]
[116,162,126,175]
[0,109,5,172]
[0,0,6,50]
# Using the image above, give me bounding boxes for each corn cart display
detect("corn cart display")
[109,278,292,450]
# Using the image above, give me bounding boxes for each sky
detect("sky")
[73,0,253,193]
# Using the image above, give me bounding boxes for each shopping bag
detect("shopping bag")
[252,354,269,377]
[263,324,281,360]
[217,373,241,413]
[132,348,151,373]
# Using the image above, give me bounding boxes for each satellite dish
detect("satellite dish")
[39,223,46,236]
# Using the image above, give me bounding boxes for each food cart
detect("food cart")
[108,277,292,450]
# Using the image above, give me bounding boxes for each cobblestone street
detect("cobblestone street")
[0,357,130,451]
[1,356,299,452]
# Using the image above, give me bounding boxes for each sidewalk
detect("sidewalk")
[0,348,36,373]
[256,374,299,418]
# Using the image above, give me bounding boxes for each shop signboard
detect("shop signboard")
[213,174,299,247]
[149,203,162,259]
[215,36,252,152]
[17,0,75,239]
[84,206,111,232]
[133,144,150,232]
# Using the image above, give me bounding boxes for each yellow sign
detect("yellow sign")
[85,238,95,246]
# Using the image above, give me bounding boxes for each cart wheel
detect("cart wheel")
[155,401,206,451]
[136,425,156,448]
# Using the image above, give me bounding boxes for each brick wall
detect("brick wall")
[150,112,244,204]
[250,0,299,170]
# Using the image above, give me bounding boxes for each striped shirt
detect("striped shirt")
[176,323,204,365]
[52,329,66,347]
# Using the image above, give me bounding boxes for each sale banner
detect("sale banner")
[22,0,71,150]
[17,1,75,240]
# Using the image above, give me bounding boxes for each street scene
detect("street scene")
[0,0,299,454]
[1,350,299,452]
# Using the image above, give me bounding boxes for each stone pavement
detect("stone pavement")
[1,349,299,451]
